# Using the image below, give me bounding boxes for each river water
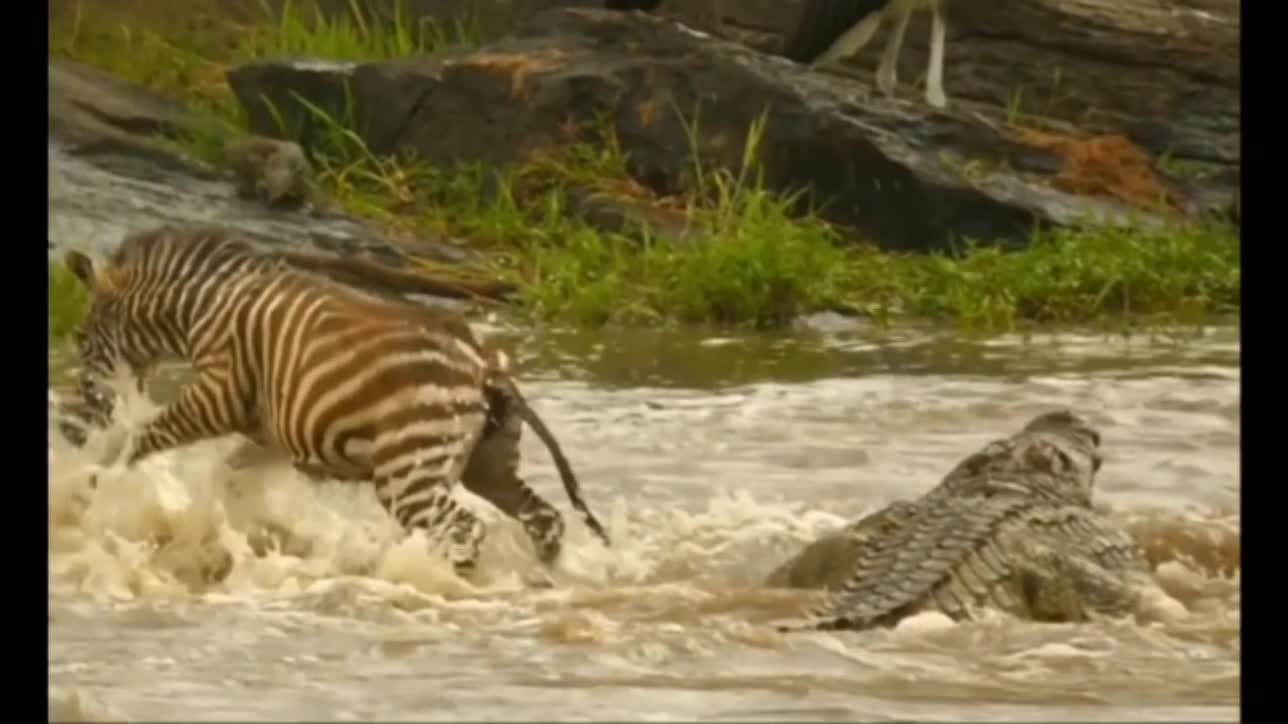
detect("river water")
[48,322,1240,722]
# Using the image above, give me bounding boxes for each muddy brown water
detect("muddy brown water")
[48,324,1240,722]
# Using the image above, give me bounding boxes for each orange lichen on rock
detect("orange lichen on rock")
[449,49,568,101]
[1013,128,1185,214]
[557,113,582,143]
[636,95,662,129]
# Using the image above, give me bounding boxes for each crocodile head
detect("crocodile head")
[1022,409,1103,469]
[1017,409,1105,505]
[934,409,1104,506]
[1022,409,1101,448]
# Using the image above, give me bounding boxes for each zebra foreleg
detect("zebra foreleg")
[876,3,913,98]
[512,487,565,566]
[925,0,949,108]
[376,469,487,577]
[126,371,244,466]
[814,7,884,67]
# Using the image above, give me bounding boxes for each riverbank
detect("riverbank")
[48,0,1240,334]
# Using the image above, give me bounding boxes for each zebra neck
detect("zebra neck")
[148,253,276,358]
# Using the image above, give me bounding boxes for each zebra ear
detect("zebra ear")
[64,251,97,290]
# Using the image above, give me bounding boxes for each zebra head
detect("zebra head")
[63,250,136,421]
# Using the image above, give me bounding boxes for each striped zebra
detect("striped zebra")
[62,225,611,575]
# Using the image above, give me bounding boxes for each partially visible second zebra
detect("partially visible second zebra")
[783,0,952,109]
[63,226,611,575]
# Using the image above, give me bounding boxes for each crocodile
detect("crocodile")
[771,410,1159,631]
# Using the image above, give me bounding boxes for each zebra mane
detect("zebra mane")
[89,255,129,295]
[114,225,254,265]
[107,226,290,294]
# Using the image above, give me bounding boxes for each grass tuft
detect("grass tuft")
[515,112,851,327]
[836,219,1239,330]
[49,261,90,344]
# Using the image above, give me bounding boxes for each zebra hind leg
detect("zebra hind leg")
[375,469,488,577]
[493,480,565,566]
[461,407,567,566]
[517,493,565,565]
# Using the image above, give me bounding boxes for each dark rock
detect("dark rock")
[48,59,502,303]
[49,60,190,143]
[768,0,1237,212]
[940,0,1238,168]
[673,0,1238,170]
[49,59,213,177]
[228,6,1232,254]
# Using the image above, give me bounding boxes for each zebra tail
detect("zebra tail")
[494,377,612,548]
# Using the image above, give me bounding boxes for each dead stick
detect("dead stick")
[269,250,517,303]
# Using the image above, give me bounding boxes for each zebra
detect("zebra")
[62,225,611,575]
[783,0,951,109]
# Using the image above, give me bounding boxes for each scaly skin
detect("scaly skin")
[764,501,919,589]
[803,497,1150,630]
[773,410,1155,631]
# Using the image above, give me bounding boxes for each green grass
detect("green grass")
[836,220,1239,330]
[49,261,90,344]
[48,0,1242,337]
[511,114,853,327]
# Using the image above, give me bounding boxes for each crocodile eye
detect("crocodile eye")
[1055,448,1074,473]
